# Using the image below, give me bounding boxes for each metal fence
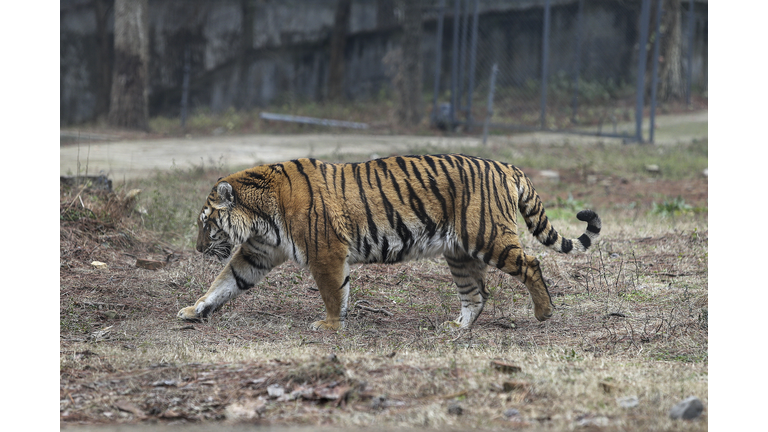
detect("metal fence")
[428,0,707,143]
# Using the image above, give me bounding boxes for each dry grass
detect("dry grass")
[60,154,707,430]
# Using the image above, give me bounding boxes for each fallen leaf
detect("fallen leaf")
[135,258,166,270]
[491,360,522,374]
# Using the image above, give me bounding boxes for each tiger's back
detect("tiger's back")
[179,154,601,331]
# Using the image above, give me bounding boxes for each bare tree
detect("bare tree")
[108,0,149,130]
[396,0,424,126]
[646,0,685,101]
[327,0,352,102]
[658,0,684,101]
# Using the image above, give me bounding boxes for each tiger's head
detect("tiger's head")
[196,181,238,262]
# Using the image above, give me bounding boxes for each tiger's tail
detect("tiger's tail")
[517,171,601,254]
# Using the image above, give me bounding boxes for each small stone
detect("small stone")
[267,384,285,398]
[539,170,560,182]
[617,395,639,408]
[503,408,520,418]
[91,261,108,270]
[645,164,660,173]
[447,402,463,416]
[669,396,704,420]
[371,395,387,410]
[702,168,708,177]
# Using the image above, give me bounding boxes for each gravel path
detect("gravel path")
[60,111,707,181]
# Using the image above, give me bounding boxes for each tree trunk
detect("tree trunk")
[658,0,684,101]
[396,0,424,126]
[108,0,149,130]
[327,0,352,102]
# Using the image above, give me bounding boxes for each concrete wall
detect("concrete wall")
[60,0,708,126]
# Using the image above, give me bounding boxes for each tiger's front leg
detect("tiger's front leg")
[177,242,284,320]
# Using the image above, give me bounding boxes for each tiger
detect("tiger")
[177,154,601,330]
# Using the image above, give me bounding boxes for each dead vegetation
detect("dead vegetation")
[60,162,707,431]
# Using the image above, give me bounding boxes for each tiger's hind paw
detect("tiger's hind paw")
[442,320,468,330]
[310,319,343,331]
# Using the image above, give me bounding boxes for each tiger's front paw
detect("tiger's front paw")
[310,319,343,331]
[177,306,201,321]
[533,302,553,322]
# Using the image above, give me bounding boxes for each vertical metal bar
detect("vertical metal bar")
[634,0,651,143]
[571,0,584,124]
[539,0,551,130]
[686,0,695,106]
[466,0,480,129]
[457,0,468,116]
[181,46,191,128]
[649,0,663,144]
[451,0,460,124]
[431,0,445,124]
[483,63,499,145]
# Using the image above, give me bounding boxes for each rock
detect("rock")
[447,402,463,415]
[702,168,708,177]
[616,396,639,408]
[503,408,520,418]
[371,395,387,410]
[91,261,108,270]
[669,396,704,420]
[645,164,660,174]
[539,170,560,182]
[267,384,285,398]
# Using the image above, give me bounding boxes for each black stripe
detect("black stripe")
[241,251,271,270]
[339,275,350,290]
[231,267,252,290]
[587,224,601,234]
[577,233,592,249]
[561,238,573,253]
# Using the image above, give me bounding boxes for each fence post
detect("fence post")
[466,0,480,129]
[482,63,499,145]
[431,0,445,125]
[686,0,695,107]
[458,0,469,117]
[451,0,460,125]
[634,0,651,143]
[180,46,190,129]
[571,0,584,124]
[649,0,663,144]
[540,0,551,130]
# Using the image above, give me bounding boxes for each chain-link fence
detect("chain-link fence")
[427,0,707,143]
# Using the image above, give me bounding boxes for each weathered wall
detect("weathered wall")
[60,0,708,126]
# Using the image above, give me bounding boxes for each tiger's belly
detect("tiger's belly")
[346,230,458,265]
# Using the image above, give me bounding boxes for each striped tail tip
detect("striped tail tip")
[575,209,601,251]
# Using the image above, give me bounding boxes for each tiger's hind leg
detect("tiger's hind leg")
[443,251,489,329]
[490,232,554,322]
[308,252,351,331]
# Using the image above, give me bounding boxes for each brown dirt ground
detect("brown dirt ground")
[60,170,707,430]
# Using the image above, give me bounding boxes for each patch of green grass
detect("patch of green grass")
[651,197,693,217]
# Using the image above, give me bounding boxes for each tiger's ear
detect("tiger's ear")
[215,182,235,209]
